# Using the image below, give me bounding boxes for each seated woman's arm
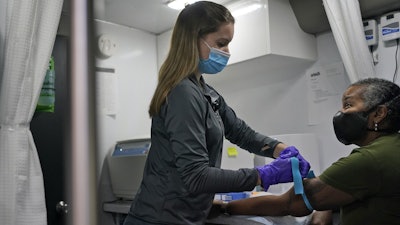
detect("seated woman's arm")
[224,186,310,217]
[224,177,355,217]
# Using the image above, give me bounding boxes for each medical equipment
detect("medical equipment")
[380,11,400,42]
[363,19,378,46]
[215,192,248,202]
[107,138,150,200]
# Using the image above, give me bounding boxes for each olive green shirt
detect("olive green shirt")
[320,133,400,225]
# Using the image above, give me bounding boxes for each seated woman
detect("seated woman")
[219,78,400,225]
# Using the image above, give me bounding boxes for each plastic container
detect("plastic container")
[214,192,248,202]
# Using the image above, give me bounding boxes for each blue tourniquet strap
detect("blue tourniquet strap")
[291,157,315,211]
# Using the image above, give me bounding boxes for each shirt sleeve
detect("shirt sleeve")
[164,83,258,194]
[319,148,381,200]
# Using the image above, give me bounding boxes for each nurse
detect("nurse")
[223,78,400,225]
[122,1,310,225]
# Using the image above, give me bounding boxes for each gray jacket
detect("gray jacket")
[127,74,280,225]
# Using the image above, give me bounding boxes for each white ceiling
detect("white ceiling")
[63,0,400,36]
[92,0,232,35]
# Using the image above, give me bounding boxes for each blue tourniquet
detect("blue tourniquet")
[291,157,315,211]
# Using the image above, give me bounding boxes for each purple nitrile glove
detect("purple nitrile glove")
[280,146,311,177]
[256,146,311,190]
[256,157,294,191]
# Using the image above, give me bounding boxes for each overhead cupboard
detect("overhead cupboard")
[157,0,317,71]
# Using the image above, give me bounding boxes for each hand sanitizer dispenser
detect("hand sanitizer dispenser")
[107,138,150,200]
[363,19,378,46]
[381,11,400,42]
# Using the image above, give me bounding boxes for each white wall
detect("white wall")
[94,20,158,225]
[374,23,400,82]
[95,20,157,171]
[306,32,353,169]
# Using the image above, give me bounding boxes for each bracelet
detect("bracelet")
[221,203,230,215]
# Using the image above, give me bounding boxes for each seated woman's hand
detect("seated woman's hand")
[308,210,333,225]
[207,200,227,219]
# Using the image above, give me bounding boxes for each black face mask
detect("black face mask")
[332,111,369,145]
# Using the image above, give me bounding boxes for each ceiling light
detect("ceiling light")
[167,0,200,10]
[167,0,262,17]
[227,0,262,17]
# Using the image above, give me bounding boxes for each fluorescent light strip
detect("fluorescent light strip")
[167,0,262,17]
[167,0,200,10]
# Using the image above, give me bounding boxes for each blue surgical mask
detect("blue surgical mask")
[198,40,230,74]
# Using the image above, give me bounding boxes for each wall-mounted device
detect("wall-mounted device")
[97,34,117,58]
[380,11,400,42]
[363,19,378,46]
[107,138,150,200]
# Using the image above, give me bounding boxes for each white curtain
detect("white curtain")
[0,1,63,225]
[323,0,376,83]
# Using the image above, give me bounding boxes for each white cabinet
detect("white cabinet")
[156,0,317,72]
[228,0,317,65]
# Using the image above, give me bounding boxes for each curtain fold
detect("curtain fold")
[0,0,63,225]
[322,0,376,83]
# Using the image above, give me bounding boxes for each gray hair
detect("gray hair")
[351,78,400,132]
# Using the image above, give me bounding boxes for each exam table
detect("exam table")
[206,212,312,225]
[103,199,313,225]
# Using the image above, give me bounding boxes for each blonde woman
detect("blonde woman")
[123,1,310,225]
